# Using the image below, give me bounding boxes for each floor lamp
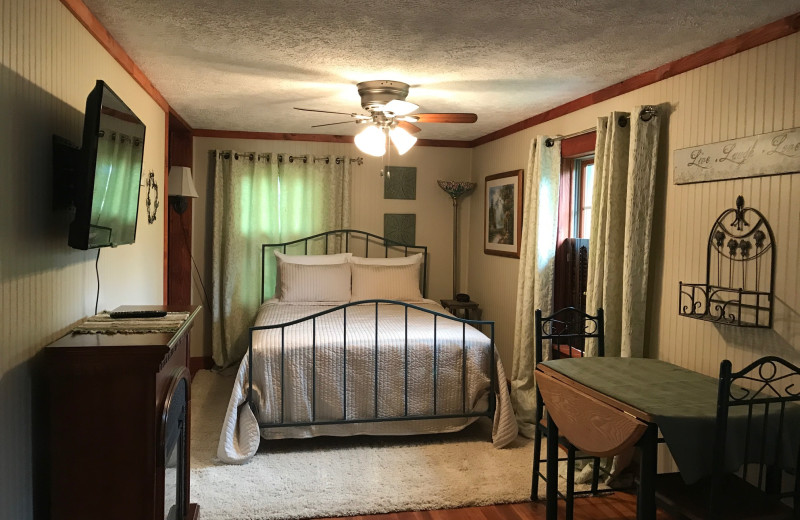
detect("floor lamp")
[437,180,477,299]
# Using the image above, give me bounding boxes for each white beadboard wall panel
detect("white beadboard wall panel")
[0,0,166,517]
[190,137,472,358]
[467,32,800,375]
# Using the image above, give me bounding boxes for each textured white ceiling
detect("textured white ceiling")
[82,0,800,141]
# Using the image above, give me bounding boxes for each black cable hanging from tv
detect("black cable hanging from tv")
[94,249,101,315]
[177,219,211,311]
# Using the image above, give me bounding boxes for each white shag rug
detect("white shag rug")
[190,369,576,520]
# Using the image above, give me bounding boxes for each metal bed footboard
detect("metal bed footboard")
[245,299,496,429]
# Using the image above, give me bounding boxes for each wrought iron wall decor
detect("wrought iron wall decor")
[679,196,774,328]
[145,171,159,224]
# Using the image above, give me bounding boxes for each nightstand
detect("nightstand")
[440,299,482,321]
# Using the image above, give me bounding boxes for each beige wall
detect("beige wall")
[467,33,800,373]
[190,137,473,357]
[0,0,166,517]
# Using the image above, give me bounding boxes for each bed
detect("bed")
[218,230,518,464]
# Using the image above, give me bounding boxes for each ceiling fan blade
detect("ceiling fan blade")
[384,99,419,116]
[294,107,357,117]
[397,121,422,134]
[310,120,357,128]
[413,113,478,123]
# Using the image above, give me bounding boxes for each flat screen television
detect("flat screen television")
[64,80,146,250]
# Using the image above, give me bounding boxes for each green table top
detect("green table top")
[541,357,719,419]
[540,357,800,484]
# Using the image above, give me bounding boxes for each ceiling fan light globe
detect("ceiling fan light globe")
[389,126,417,155]
[384,99,419,116]
[355,125,387,156]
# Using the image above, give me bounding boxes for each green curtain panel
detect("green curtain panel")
[211,152,351,367]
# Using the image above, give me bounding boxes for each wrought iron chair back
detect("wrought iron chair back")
[710,356,800,517]
[535,306,605,363]
[531,306,605,519]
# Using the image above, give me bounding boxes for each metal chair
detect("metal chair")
[656,356,800,520]
[531,306,605,519]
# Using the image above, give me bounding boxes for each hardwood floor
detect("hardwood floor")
[315,492,676,520]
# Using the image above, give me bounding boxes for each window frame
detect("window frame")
[556,132,596,246]
[553,132,596,359]
[572,156,594,239]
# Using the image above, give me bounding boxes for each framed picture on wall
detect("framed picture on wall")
[484,169,523,258]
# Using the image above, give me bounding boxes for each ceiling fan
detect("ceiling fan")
[294,80,478,157]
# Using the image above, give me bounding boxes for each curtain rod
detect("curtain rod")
[218,152,364,165]
[545,105,658,147]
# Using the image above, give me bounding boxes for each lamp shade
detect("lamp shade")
[354,125,387,157]
[389,126,417,155]
[437,180,476,200]
[168,166,199,198]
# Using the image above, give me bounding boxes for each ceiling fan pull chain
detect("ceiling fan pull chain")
[384,130,391,178]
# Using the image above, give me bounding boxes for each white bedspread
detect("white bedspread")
[218,299,518,464]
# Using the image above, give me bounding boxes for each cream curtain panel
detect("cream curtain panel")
[211,152,351,367]
[586,107,661,358]
[510,136,561,437]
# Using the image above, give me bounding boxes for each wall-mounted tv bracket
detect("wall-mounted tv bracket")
[678,196,775,328]
[52,135,80,211]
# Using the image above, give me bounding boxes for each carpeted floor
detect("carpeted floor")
[189,369,580,520]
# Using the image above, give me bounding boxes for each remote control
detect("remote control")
[109,310,168,319]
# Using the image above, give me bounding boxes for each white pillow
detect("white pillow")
[280,262,351,303]
[274,251,352,298]
[350,263,423,302]
[348,253,423,266]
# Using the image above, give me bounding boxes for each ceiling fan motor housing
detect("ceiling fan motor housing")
[357,80,410,111]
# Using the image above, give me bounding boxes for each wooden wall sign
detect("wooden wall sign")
[674,127,800,184]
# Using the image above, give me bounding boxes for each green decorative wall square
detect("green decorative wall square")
[384,214,416,246]
[383,166,417,200]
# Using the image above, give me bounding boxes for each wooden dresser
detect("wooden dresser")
[43,305,201,520]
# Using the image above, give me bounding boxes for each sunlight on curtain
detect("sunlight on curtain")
[510,136,560,437]
[211,152,351,367]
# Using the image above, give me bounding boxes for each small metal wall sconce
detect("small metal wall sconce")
[168,166,199,214]
[145,171,159,224]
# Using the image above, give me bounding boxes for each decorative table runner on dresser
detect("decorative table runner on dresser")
[541,357,800,484]
[73,312,191,334]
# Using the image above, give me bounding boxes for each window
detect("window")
[554,132,596,324]
[571,157,594,239]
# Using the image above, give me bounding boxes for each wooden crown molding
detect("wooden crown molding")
[470,11,800,147]
[60,0,172,114]
[192,128,471,148]
[169,107,194,133]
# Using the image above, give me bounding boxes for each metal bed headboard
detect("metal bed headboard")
[261,229,429,302]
